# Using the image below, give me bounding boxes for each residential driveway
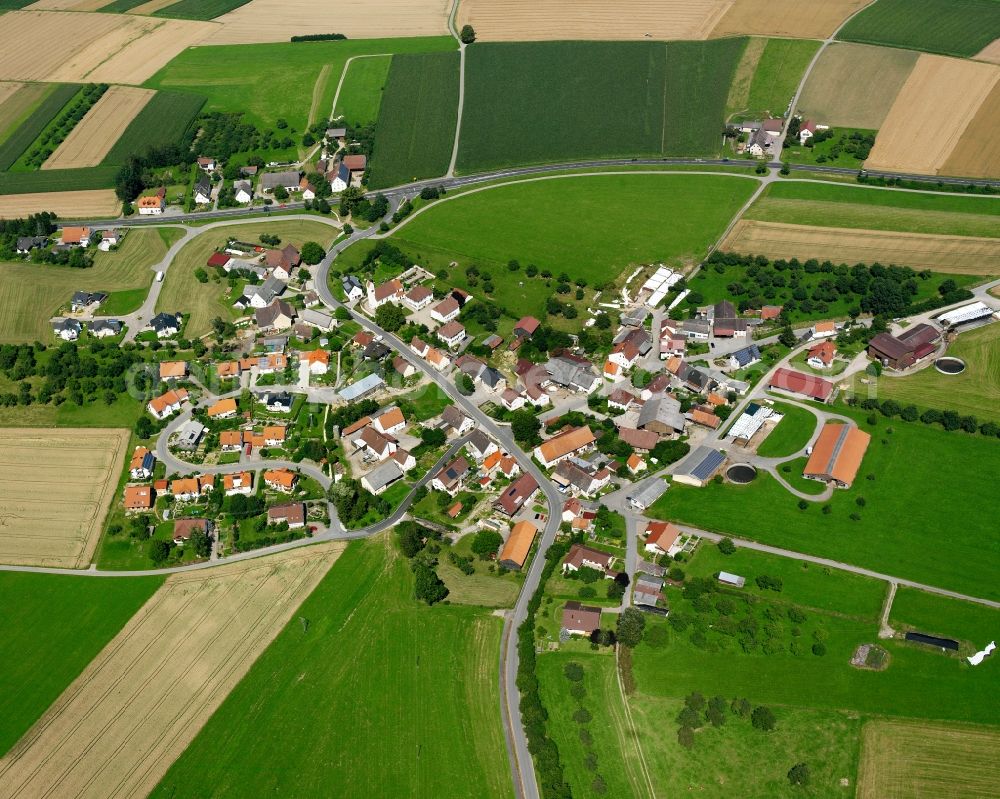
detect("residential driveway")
[297,361,311,390]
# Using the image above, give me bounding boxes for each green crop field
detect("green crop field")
[366,173,757,318]
[150,537,512,798]
[368,51,459,189]
[333,54,392,127]
[0,83,54,146]
[0,165,117,195]
[145,37,456,132]
[742,39,820,120]
[102,90,205,165]
[157,219,338,338]
[153,0,251,19]
[456,39,745,172]
[651,404,1000,600]
[837,0,1000,57]
[748,181,1000,238]
[98,0,154,10]
[0,571,163,756]
[874,323,1000,423]
[0,227,176,343]
[754,401,818,457]
[0,83,77,171]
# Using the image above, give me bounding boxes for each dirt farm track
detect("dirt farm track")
[0,428,128,569]
[0,543,345,799]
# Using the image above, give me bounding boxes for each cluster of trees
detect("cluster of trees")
[327,478,389,527]
[290,33,347,42]
[699,251,963,319]
[562,661,612,794]
[0,340,146,412]
[395,521,449,604]
[22,83,108,169]
[198,112,293,160]
[849,395,1000,440]
[115,142,198,201]
[0,212,57,260]
[675,690,777,750]
[339,188,389,222]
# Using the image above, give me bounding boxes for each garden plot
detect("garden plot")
[0,543,345,799]
[456,0,731,41]
[0,428,128,569]
[0,10,216,83]
[710,0,869,39]
[212,0,449,44]
[43,86,154,169]
[866,54,1000,176]
[722,220,1000,274]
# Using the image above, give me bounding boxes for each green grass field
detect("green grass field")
[755,401,817,458]
[743,38,820,121]
[652,404,1000,600]
[837,0,1000,57]
[153,0,250,19]
[874,324,1000,423]
[781,127,877,169]
[0,572,163,756]
[0,83,77,170]
[364,173,757,318]
[145,37,455,132]
[156,220,338,337]
[150,537,512,798]
[102,90,205,165]
[889,587,1000,647]
[333,54,392,126]
[457,39,744,172]
[368,51,459,189]
[0,227,176,343]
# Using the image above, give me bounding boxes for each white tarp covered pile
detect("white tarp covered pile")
[967,640,996,666]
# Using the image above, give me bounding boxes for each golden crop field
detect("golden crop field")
[457,0,731,41]
[797,42,918,129]
[976,37,1000,64]
[43,86,154,170]
[866,55,1000,175]
[213,0,449,45]
[858,720,1000,799]
[722,220,1000,274]
[0,10,216,84]
[0,189,119,219]
[25,0,111,9]
[0,543,345,799]
[0,428,128,568]
[941,81,1000,180]
[709,0,869,39]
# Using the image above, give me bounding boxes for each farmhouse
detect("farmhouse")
[561,601,602,636]
[256,299,296,332]
[807,340,837,369]
[637,396,686,436]
[494,473,538,516]
[534,425,596,468]
[545,355,600,394]
[442,405,474,435]
[268,502,306,529]
[618,426,658,452]
[803,423,871,488]
[768,367,834,403]
[563,543,614,574]
[552,460,611,497]
[644,521,683,557]
[259,171,301,194]
[498,520,537,570]
[372,406,406,435]
[867,324,940,370]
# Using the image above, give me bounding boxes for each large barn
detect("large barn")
[803,423,871,488]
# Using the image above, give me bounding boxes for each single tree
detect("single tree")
[300,241,325,264]
[751,705,777,732]
[459,24,476,44]
[787,762,810,787]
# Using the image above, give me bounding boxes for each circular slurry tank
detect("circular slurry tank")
[726,464,757,484]
[934,357,966,375]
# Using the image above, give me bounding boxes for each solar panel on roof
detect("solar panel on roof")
[691,449,725,481]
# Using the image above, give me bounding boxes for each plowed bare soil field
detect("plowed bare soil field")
[940,80,1000,179]
[0,428,128,569]
[43,86,154,169]
[977,37,1000,64]
[0,543,345,799]
[0,10,216,83]
[797,42,918,129]
[710,0,869,39]
[457,0,731,41]
[213,0,449,44]
[722,220,1000,274]
[866,54,1000,175]
[0,189,119,217]
[858,720,1000,799]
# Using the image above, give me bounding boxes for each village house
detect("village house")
[233,180,253,204]
[501,388,526,411]
[534,426,596,469]
[552,460,612,497]
[441,405,474,435]
[147,388,188,420]
[494,473,538,516]
[193,174,213,205]
[342,274,365,302]
[149,312,181,339]
[807,340,837,369]
[644,520,683,557]
[465,429,499,462]
[563,543,615,574]
[137,195,164,215]
[268,502,306,529]
[403,285,434,312]
[430,296,460,324]
[170,475,214,501]
[207,397,238,419]
[302,349,330,375]
[52,318,82,341]
[60,226,90,247]
[123,484,154,512]
[256,299,296,332]
[222,470,254,496]
[432,455,471,496]
[89,319,122,338]
[219,430,242,451]
[129,447,156,480]
[436,321,466,349]
[172,518,211,546]
[263,425,287,447]
[561,601,602,636]
[264,468,298,492]
[811,320,837,339]
[372,406,406,435]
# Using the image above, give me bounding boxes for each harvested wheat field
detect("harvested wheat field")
[977,37,1000,65]
[857,720,1000,799]
[213,0,449,45]
[0,428,128,569]
[0,543,345,799]
[0,82,22,112]
[0,11,216,84]
[44,86,154,170]
[25,0,112,10]
[457,0,731,41]
[710,0,869,39]
[797,42,917,129]
[0,190,119,218]
[941,81,1000,179]
[723,220,1000,274]
[866,54,1000,175]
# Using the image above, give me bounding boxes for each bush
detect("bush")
[787,762,810,787]
[717,537,736,555]
[751,705,776,731]
[564,662,584,682]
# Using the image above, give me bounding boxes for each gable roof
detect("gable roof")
[537,425,596,463]
[499,521,537,568]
